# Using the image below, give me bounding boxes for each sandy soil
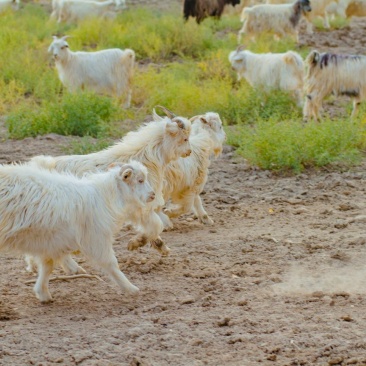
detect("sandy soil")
[1,4,366,366]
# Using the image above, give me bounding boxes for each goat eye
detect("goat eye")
[184,138,188,142]
[139,179,144,184]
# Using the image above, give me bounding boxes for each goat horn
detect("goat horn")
[189,115,203,122]
[154,105,176,119]
[236,44,246,52]
[173,117,185,130]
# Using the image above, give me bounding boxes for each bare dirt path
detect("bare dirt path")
[1,6,366,366]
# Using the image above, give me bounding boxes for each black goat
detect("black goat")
[183,0,241,24]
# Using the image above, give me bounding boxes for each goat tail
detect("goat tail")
[240,7,251,22]
[30,156,57,171]
[283,51,303,68]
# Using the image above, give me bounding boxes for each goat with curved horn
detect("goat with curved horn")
[154,105,176,119]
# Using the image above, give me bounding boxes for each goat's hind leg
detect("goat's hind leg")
[33,257,55,303]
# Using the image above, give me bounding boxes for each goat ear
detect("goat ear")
[172,117,185,130]
[308,50,320,65]
[200,117,210,126]
[61,35,71,41]
[52,35,58,40]
[121,168,133,181]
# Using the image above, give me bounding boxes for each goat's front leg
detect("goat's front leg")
[351,98,361,118]
[193,195,214,225]
[95,247,139,295]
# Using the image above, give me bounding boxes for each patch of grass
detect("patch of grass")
[7,93,118,139]
[64,136,113,154]
[228,119,366,173]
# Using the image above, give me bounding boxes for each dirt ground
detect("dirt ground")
[2,3,366,366]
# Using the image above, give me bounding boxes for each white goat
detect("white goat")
[266,0,336,33]
[51,0,126,21]
[238,0,312,43]
[0,0,19,11]
[229,47,304,105]
[56,0,124,23]
[303,50,366,120]
[0,161,153,303]
[48,36,134,108]
[30,109,192,261]
[160,112,226,226]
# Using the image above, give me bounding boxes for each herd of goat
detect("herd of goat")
[0,0,366,302]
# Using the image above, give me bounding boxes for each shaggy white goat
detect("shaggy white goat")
[238,0,312,43]
[303,50,366,120]
[56,0,124,23]
[161,112,226,226]
[0,161,153,302]
[51,0,126,21]
[0,0,19,11]
[266,0,335,33]
[30,109,192,260]
[229,47,304,105]
[48,36,135,108]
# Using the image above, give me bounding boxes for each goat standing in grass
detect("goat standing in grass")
[48,36,135,108]
[229,47,305,105]
[303,50,366,120]
[238,0,312,43]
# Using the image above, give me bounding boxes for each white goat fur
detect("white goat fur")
[238,0,311,43]
[161,112,226,226]
[56,0,122,23]
[0,0,19,11]
[51,0,126,21]
[229,49,304,104]
[0,161,153,302]
[303,50,366,120]
[266,0,336,33]
[48,36,134,108]
[30,116,192,259]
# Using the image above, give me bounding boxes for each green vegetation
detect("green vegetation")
[1,4,365,172]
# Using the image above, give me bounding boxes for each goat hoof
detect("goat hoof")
[128,235,148,251]
[125,284,140,295]
[200,215,214,225]
[151,239,171,256]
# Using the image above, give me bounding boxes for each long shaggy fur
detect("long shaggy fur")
[238,0,311,43]
[303,50,366,120]
[48,36,135,107]
[229,48,304,104]
[266,0,334,33]
[0,161,152,302]
[163,112,226,225]
[56,0,122,23]
[31,116,191,258]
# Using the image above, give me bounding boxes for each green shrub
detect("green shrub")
[7,93,118,138]
[228,119,366,172]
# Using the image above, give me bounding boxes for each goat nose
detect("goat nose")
[186,149,192,156]
[148,192,155,202]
